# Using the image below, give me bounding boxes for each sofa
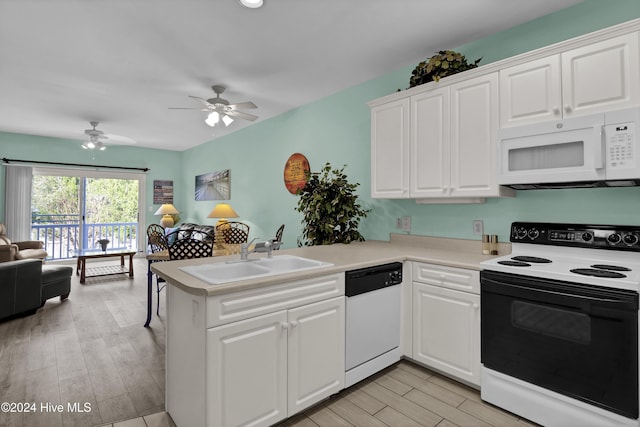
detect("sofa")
[167,222,216,244]
[0,259,72,321]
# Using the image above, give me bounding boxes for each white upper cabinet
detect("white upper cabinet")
[450,73,503,197]
[371,73,512,200]
[371,25,640,199]
[500,32,640,128]
[499,55,562,127]
[371,98,410,198]
[410,87,450,197]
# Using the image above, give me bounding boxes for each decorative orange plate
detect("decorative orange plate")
[284,153,310,195]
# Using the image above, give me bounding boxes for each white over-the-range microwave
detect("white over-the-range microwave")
[497,107,640,189]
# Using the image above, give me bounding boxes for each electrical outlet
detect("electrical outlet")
[473,220,484,235]
[396,216,411,232]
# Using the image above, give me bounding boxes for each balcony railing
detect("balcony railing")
[31,214,138,260]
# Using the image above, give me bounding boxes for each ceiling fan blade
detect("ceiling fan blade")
[225,110,258,121]
[188,95,212,107]
[227,101,257,110]
[104,134,137,145]
[168,107,209,110]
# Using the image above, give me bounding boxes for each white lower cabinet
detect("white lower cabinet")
[166,273,345,427]
[411,263,481,386]
[206,310,288,427]
[287,297,345,415]
[206,296,345,427]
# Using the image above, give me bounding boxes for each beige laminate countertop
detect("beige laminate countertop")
[151,233,511,297]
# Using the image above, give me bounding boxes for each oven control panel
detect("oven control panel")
[511,222,640,251]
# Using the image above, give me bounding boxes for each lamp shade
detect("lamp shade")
[154,204,180,228]
[207,203,239,219]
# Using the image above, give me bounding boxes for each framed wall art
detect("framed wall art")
[195,169,230,201]
[153,180,174,204]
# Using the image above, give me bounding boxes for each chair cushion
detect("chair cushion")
[176,223,216,243]
[16,248,47,260]
[41,265,73,284]
[165,226,180,245]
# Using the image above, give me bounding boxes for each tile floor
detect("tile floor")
[108,360,538,427]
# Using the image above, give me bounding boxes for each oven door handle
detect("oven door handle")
[481,274,639,312]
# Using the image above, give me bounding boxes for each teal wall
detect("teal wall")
[2,0,640,247]
[0,132,183,227]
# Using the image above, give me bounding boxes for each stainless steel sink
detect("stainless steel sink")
[179,255,333,285]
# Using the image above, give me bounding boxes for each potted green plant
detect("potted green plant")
[296,163,369,246]
[409,50,482,87]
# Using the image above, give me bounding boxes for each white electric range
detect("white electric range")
[480,222,640,427]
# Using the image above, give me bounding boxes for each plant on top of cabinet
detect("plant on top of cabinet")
[296,163,369,246]
[409,50,482,87]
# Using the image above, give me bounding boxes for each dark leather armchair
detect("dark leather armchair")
[0,259,43,320]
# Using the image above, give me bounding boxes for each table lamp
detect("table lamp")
[154,204,180,228]
[207,203,239,251]
[207,203,239,226]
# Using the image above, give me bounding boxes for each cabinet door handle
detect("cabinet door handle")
[280,322,289,331]
[552,106,560,115]
[473,303,479,310]
[564,104,572,113]
[290,320,298,328]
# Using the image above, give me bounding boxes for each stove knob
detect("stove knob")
[527,228,540,239]
[581,232,593,242]
[623,233,639,246]
[514,227,527,239]
[607,233,622,245]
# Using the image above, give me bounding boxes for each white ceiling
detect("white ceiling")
[0,0,583,151]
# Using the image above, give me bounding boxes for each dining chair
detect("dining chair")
[147,224,169,253]
[169,237,214,260]
[216,221,250,244]
[147,224,170,316]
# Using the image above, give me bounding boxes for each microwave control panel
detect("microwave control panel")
[605,121,635,169]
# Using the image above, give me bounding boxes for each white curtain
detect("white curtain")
[4,164,33,241]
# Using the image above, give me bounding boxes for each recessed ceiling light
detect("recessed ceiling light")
[238,0,263,8]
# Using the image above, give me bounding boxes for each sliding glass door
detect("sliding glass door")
[31,168,145,260]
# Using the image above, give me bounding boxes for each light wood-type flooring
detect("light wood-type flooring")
[0,257,537,427]
[0,258,166,427]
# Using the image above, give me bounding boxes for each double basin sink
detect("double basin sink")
[179,254,333,285]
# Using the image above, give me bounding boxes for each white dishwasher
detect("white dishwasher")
[345,262,403,387]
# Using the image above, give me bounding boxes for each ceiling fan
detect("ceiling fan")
[81,121,136,150]
[170,85,258,127]
[82,121,107,150]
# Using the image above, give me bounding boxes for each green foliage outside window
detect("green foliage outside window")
[31,175,138,224]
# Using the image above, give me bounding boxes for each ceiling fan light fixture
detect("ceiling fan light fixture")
[222,114,234,126]
[97,141,106,151]
[205,111,220,127]
[238,0,263,8]
[86,140,96,149]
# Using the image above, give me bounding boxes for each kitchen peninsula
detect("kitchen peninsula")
[152,234,509,427]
